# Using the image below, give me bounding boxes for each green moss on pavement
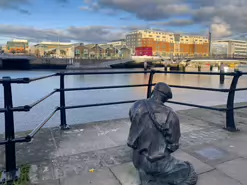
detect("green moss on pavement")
[0,165,30,185]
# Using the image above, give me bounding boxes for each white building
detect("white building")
[107,39,126,47]
[212,40,247,57]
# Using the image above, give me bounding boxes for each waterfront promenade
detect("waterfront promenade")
[1,102,247,184]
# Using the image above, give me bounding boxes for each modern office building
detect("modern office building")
[126,30,209,57]
[212,40,247,57]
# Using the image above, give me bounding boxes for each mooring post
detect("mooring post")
[59,73,69,130]
[210,65,213,72]
[198,65,201,72]
[220,63,225,84]
[2,77,19,183]
[226,71,242,131]
[164,63,167,71]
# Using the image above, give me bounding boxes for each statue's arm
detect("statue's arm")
[166,111,181,153]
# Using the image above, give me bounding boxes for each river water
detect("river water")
[0,67,247,133]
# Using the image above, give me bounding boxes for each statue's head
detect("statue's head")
[151,82,173,103]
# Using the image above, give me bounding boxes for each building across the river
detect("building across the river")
[33,42,75,58]
[126,30,209,57]
[74,43,131,59]
[107,39,126,47]
[6,39,29,53]
[212,40,247,57]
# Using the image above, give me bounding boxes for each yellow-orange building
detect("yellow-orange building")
[126,30,209,57]
[6,39,29,53]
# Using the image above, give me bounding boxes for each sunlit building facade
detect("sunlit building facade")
[6,39,29,53]
[126,30,209,57]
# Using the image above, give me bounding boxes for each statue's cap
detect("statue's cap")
[153,82,173,99]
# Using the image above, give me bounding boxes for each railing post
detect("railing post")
[147,71,155,98]
[59,73,69,130]
[226,71,242,131]
[2,77,19,183]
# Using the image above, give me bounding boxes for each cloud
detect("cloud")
[0,24,126,43]
[0,0,31,14]
[81,0,189,20]
[152,19,195,27]
[80,0,247,39]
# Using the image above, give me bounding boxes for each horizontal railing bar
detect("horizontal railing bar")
[169,85,229,92]
[167,100,226,111]
[235,88,247,91]
[60,83,228,92]
[62,99,225,112]
[28,73,57,82]
[0,78,30,84]
[58,71,236,76]
[0,108,6,113]
[27,109,58,138]
[0,140,7,145]
[0,137,30,145]
[63,100,139,110]
[155,70,236,76]
[233,105,247,110]
[62,84,152,91]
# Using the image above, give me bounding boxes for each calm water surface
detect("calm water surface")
[0,67,247,132]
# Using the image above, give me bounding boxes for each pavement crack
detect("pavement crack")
[108,167,123,185]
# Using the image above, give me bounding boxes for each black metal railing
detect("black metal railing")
[0,70,247,183]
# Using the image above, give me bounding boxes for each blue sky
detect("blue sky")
[0,0,246,45]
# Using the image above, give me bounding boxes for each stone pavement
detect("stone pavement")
[1,102,247,185]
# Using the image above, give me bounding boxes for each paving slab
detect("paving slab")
[197,170,242,185]
[110,151,214,185]
[51,124,117,157]
[214,134,247,158]
[184,144,238,167]
[60,168,120,185]
[178,107,247,128]
[180,127,231,148]
[110,162,139,185]
[217,158,247,185]
[0,128,56,166]
[31,179,60,185]
[177,114,212,130]
[52,153,105,179]
[29,160,56,184]
[95,119,130,145]
[172,150,213,174]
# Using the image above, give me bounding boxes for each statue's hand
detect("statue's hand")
[166,143,179,153]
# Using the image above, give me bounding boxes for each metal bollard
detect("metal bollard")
[210,65,213,71]
[220,70,225,84]
[198,65,201,72]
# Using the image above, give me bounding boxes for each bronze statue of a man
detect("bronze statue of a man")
[127,82,197,185]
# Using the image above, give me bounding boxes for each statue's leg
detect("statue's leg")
[147,158,197,185]
[178,162,197,185]
[138,169,170,185]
